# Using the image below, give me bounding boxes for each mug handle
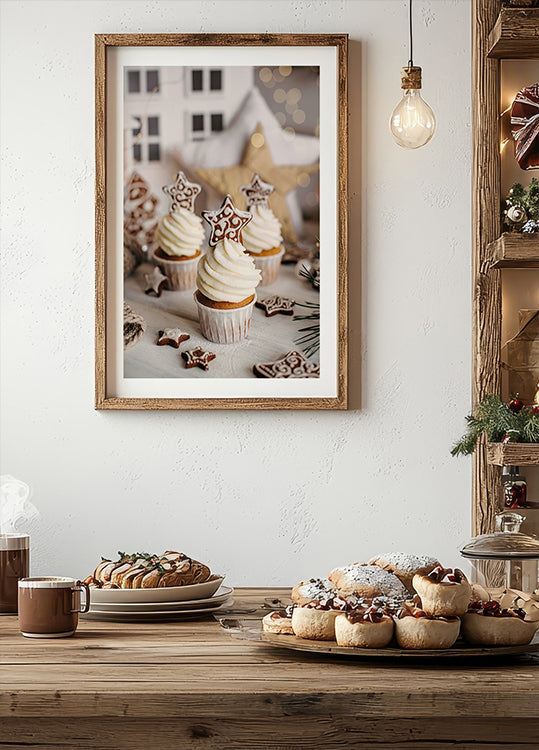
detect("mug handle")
[71,581,90,614]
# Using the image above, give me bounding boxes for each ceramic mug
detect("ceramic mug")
[18,577,90,638]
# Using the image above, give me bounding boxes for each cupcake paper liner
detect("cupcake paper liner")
[153,249,199,291]
[252,247,285,287]
[195,294,256,345]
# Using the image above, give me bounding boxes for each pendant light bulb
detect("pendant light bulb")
[390,66,436,149]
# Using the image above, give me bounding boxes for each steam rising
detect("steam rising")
[0,475,39,534]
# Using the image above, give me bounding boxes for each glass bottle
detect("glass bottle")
[502,466,527,509]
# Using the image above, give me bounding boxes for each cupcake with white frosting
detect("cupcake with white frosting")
[153,172,204,290]
[196,195,261,344]
[240,173,284,286]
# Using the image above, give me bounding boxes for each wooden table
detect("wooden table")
[1,588,538,749]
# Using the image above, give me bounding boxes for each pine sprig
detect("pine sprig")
[451,394,539,456]
[294,301,320,358]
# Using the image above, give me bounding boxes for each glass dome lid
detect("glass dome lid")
[461,514,539,560]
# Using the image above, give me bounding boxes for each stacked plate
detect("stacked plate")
[83,576,234,622]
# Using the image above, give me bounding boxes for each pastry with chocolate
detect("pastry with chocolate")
[291,577,336,607]
[329,564,408,601]
[368,552,440,592]
[262,605,295,635]
[335,603,394,648]
[394,604,460,649]
[291,595,356,641]
[412,566,472,617]
[462,600,539,646]
[86,551,212,590]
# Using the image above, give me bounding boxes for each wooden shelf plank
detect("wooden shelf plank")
[487,233,539,268]
[487,442,539,466]
[488,8,539,58]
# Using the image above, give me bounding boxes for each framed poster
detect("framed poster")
[95,33,348,409]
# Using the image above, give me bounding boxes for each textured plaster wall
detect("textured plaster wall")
[0,0,472,584]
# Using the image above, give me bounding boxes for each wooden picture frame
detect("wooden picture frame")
[95,33,348,410]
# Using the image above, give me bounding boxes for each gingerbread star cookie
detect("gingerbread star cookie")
[156,329,191,348]
[253,351,320,378]
[240,173,274,209]
[162,171,201,212]
[256,296,295,317]
[144,266,169,297]
[181,347,216,371]
[201,194,252,246]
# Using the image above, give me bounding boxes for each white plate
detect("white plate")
[89,586,233,612]
[89,576,225,604]
[83,598,234,622]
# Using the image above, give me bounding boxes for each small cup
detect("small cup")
[18,577,90,638]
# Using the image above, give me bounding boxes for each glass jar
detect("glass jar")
[460,513,539,592]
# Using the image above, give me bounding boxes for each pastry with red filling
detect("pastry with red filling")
[394,604,460,649]
[413,566,471,617]
[462,600,539,646]
[335,603,394,648]
[262,605,295,635]
[291,595,357,641]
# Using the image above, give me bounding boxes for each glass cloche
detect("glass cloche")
[460,513,539,592]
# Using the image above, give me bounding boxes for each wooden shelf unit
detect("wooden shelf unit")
[487,442,539,467]
[472,0,539,538]
[488,8,539,58]
[487,233,539,268]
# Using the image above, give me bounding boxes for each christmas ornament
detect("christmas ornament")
[508,395,524,413]
[510,83,539,171]
[196,123,318,244]
[503,178,539,232]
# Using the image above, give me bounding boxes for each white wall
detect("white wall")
[0,0,472,584]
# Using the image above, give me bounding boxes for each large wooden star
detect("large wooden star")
[196,123,319,244]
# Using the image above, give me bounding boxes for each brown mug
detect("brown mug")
[18,577,90,638]
[1,534,30,614]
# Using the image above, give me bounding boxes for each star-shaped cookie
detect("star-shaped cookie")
[197,123,319,243]
[253,351,320,378]
[144,266,169,297]
[201,194,252,247]
[162,171,201,212]
[255,296,295,317]
[156,328,191,348]
[181,347,216,371]
[240,173,274,209]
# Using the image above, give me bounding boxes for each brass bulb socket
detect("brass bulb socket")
[401,66,422,90]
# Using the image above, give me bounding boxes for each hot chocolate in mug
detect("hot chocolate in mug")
[18,577,90,638]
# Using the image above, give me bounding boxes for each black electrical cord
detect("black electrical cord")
[408,0,414,67]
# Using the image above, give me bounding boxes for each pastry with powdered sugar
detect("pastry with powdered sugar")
[328,564,408,601]
[291,577,336,606]
[368,552,440,592]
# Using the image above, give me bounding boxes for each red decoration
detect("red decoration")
[508,395,524,413]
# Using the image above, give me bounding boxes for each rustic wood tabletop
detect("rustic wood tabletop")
[1,588,538,749]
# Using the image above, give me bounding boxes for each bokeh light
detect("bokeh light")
[293,109,306,124]
[251,132,265,148]
[279,66,292,77]
[273,88,287,104]
[259,67,272,83]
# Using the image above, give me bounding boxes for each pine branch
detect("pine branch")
[451,394,539,456]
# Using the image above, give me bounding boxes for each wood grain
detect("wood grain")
[1,588,538,748]
[487,233,539,268]
[94,33,348,410]
[2,717,538,750]
[488,8,539,58]
[472,0,503,536]
[487,442,539,466]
